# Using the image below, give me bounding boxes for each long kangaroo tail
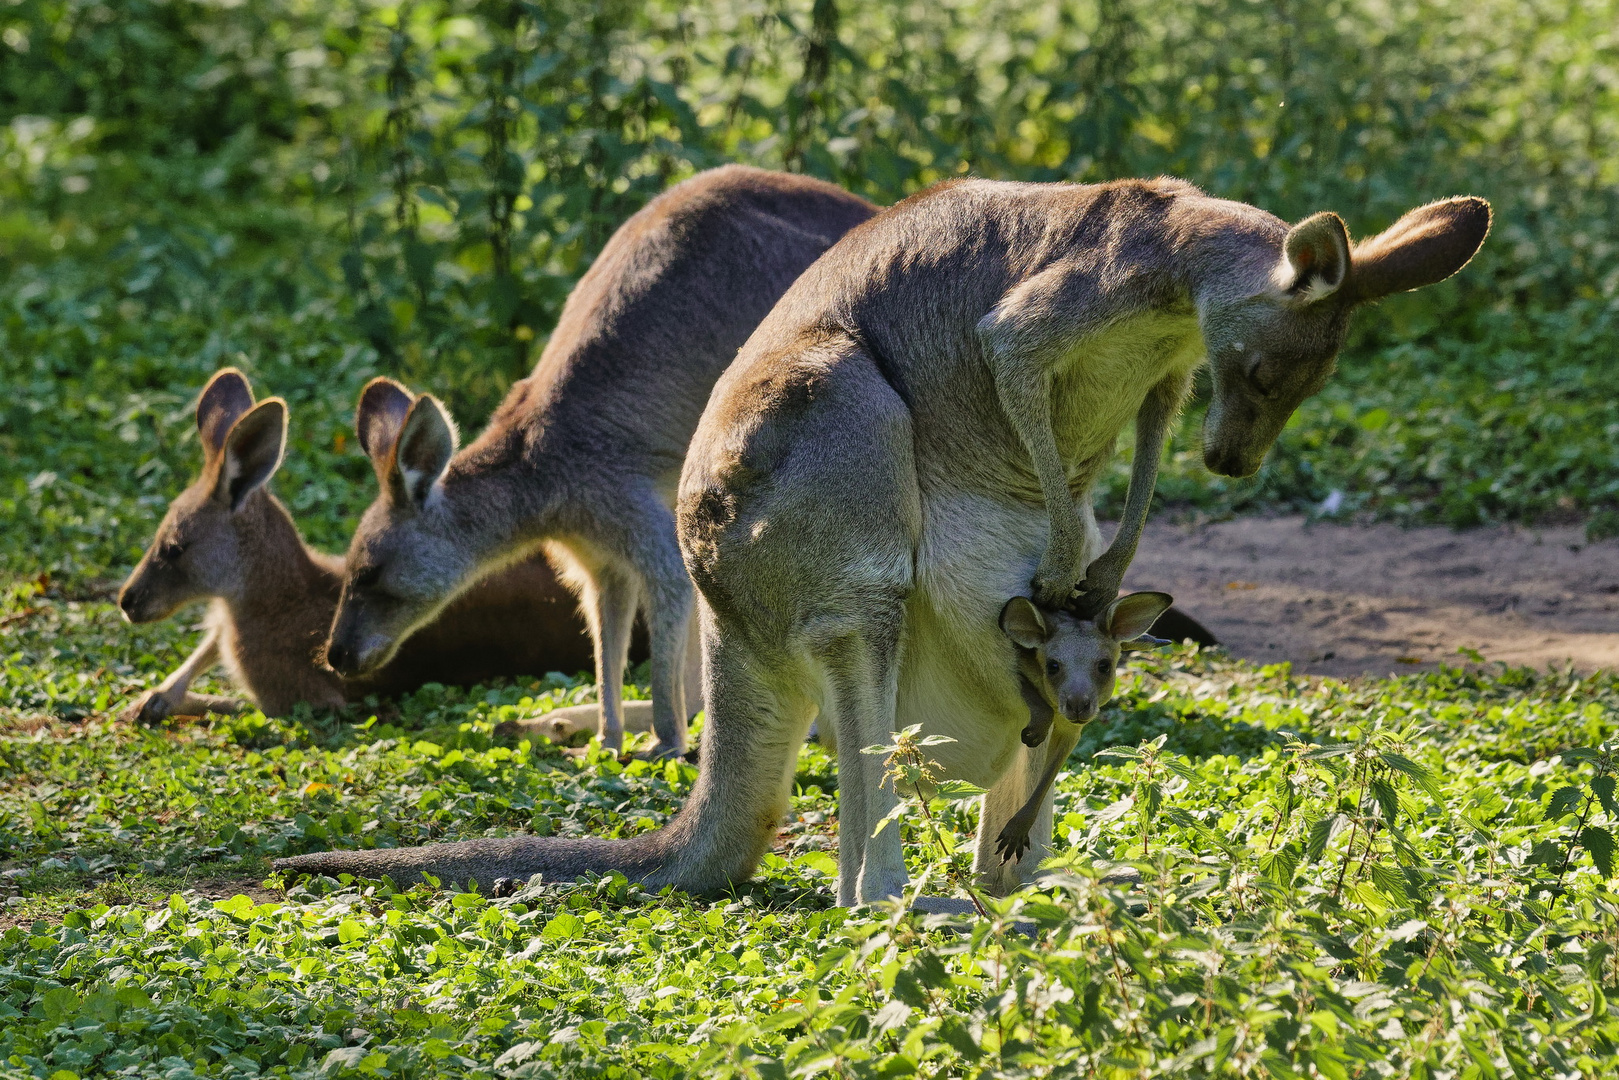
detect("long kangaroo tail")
[273,830,687,891]
[275,626,813,892]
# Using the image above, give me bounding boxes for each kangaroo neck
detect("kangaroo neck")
[225,492,342,643]
[436,442,565,569]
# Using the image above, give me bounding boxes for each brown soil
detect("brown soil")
[1123,515,1619,678]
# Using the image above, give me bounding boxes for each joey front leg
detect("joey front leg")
[995,724,1081,863]
[122,626,241,724]
[1073,374,1186,613]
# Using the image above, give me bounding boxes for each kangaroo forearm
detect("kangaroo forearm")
[1081,382,1181,605]
[157,629,221,696]
[1094,392,1172,577]
[990,364,1082,592]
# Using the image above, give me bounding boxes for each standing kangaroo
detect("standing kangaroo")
[320,165,878,758]
[117,368,622,721]
[277,178,1489,900]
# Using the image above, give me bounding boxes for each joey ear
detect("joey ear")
[1103,591,1174,643]
[391,394,457,507]
[1348,196,1491,303]
[1276,212,1350,303]
[356,377,415,471]
[196,368,255,459]
[216,399,287,512]
[1000,596,1052,650]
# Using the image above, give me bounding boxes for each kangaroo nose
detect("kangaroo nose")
[325,640,354,674]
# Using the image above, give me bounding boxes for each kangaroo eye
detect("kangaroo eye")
[1045,658,1060,678]
[1248,356,1276,396]
[159,541,186,562]
[1095,659,1112,679]
[354,564,383,589]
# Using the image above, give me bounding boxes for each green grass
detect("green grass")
[6,0,1619,1074]
[4,589,1619,1077]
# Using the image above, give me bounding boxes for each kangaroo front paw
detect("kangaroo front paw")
[630,740,688,763]
[123,691,173,726]
[1031,567,1080,609]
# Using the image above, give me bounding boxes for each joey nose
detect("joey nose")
[1062,694,1097,723]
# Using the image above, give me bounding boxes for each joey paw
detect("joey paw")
[995,825,1033,864]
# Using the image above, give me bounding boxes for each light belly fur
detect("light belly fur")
[894,490,1100,788]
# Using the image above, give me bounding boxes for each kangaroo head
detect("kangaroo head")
[118,368,288,623]
[1200,196,1491,478]
[1000,591,1172,724]
[326,377,470,676]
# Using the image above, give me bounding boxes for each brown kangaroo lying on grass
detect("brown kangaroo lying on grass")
[117,368,645,723]
[321,165,878,758]
[277,178,1489,902]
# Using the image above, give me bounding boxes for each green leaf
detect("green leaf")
[1305,813,1349,862]
[1301,743,1355,760]
[1592,775,1618,816]
[1546,785,1584,821]
[796,851,838,878]
[1371,777,1400,826]
[1378,752,1441,799]
[1581,826,1616,878]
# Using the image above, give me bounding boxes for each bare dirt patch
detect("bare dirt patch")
[1124,515,1619,677]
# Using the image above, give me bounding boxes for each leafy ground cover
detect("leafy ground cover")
[4,589,1619,1077]
[6,1,1619,1077]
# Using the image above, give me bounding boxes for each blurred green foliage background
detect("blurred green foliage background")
[2,0,1617,589]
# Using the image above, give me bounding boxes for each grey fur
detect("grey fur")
[278,178,1488,899]
[321,165,877,759]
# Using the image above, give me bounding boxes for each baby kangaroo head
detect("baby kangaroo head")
[1000,591,1173,724]
[118,368,288,623]
[327,377,467,677]
[1201,196,1491,478]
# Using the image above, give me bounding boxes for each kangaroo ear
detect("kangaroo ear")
[196,368,255,459]
[356,377,415,469]
[1000,596,1052,650]
[1349,196,1491,303]
[391,394,457,507]
[1103,591,1174,643]
[1275,212,1350,304]
[216,399,287,512]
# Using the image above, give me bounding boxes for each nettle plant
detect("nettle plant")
[853,686,1619,1077]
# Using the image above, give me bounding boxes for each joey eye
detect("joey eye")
[354,564,383,589]
[1095,659,1112,679]
[1045,658,1060,678]
[158,541,186,562]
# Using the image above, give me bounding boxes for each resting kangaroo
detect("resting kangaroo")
[277,178,1489,901]
[321,165,877,758]
[118,368,625,721]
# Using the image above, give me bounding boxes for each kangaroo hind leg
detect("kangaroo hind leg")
[680,333,920,906]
